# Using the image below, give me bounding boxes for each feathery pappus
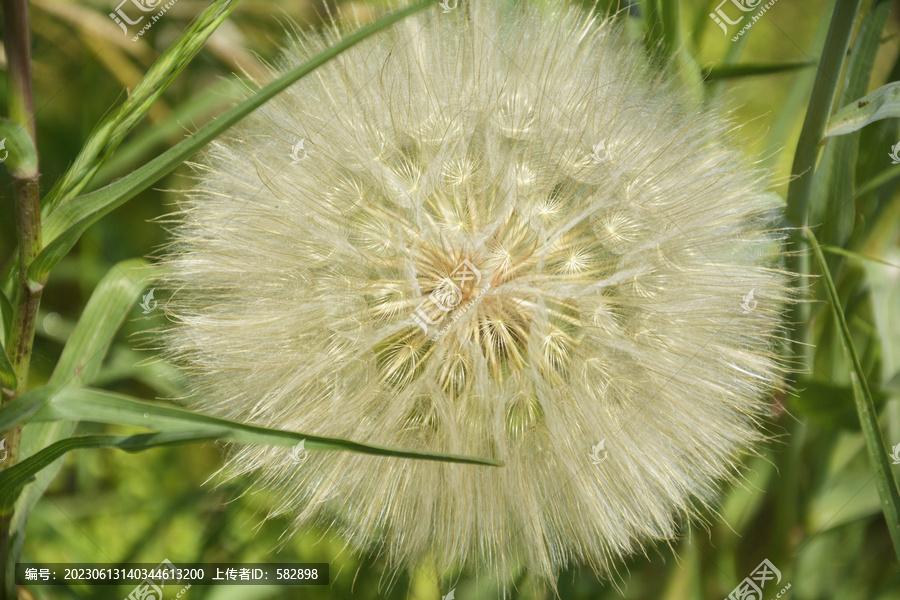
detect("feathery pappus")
[159,0,793,592]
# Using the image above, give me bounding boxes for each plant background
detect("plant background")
[1,0,899,599]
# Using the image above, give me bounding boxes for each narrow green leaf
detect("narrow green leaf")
[48,259,153,387]
[0,386,503,467]
[39,0,242,215]
[806,226,900,559]
[762,5,832,171]
[786,0,862,229]
[90,77,245,190]
[10,259,157,567]
[0,431,220,515]
[0,118,37,179]
[815,0,890,249]
[822,245,900,268]
[785,0,862,384]
[826,82,900,138]
[28,0,435,283]
[703,61,814,81]
[856,163,900,198]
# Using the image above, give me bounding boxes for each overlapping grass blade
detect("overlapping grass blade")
[39,0,242,215]
[90,77,245,190]
[7,259,156,583]
[28,0,435,284]
[815,0,890,249]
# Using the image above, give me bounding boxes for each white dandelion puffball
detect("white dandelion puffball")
[162,0,792,589]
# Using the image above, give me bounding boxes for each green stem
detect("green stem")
[1,0,41,597]
[772,0,861,576]
[785,0,862,372]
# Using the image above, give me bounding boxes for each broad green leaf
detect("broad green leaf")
[703,61,814,81]
[0,431,220,515]
[0,386,503,467]
[39,0,242,215]
[28,0,435,284]
[9,259,155,591]
[807,226,900,559]
[826,82,900,138]
[0,118,37,179]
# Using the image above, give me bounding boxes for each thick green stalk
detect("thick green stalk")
[1,0,41,597]
[775,0,861,579]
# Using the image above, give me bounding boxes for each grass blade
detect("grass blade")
[806,226,900,560]
[816,0,890,249]
[28,0,435,284]
[90,77,245,190]
[821,245,900,268]
[703,61,814,81]
[0,386,503,467]
[786,0,862,230]
[39,0,242,215]
[0,431,221,515]
[9,259,157,569]
[47,259,153,387]
[855,163,900,199]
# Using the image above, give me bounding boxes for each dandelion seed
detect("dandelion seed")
[161,0,793,593]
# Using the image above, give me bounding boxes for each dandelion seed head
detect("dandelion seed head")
[161,0,793,592]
